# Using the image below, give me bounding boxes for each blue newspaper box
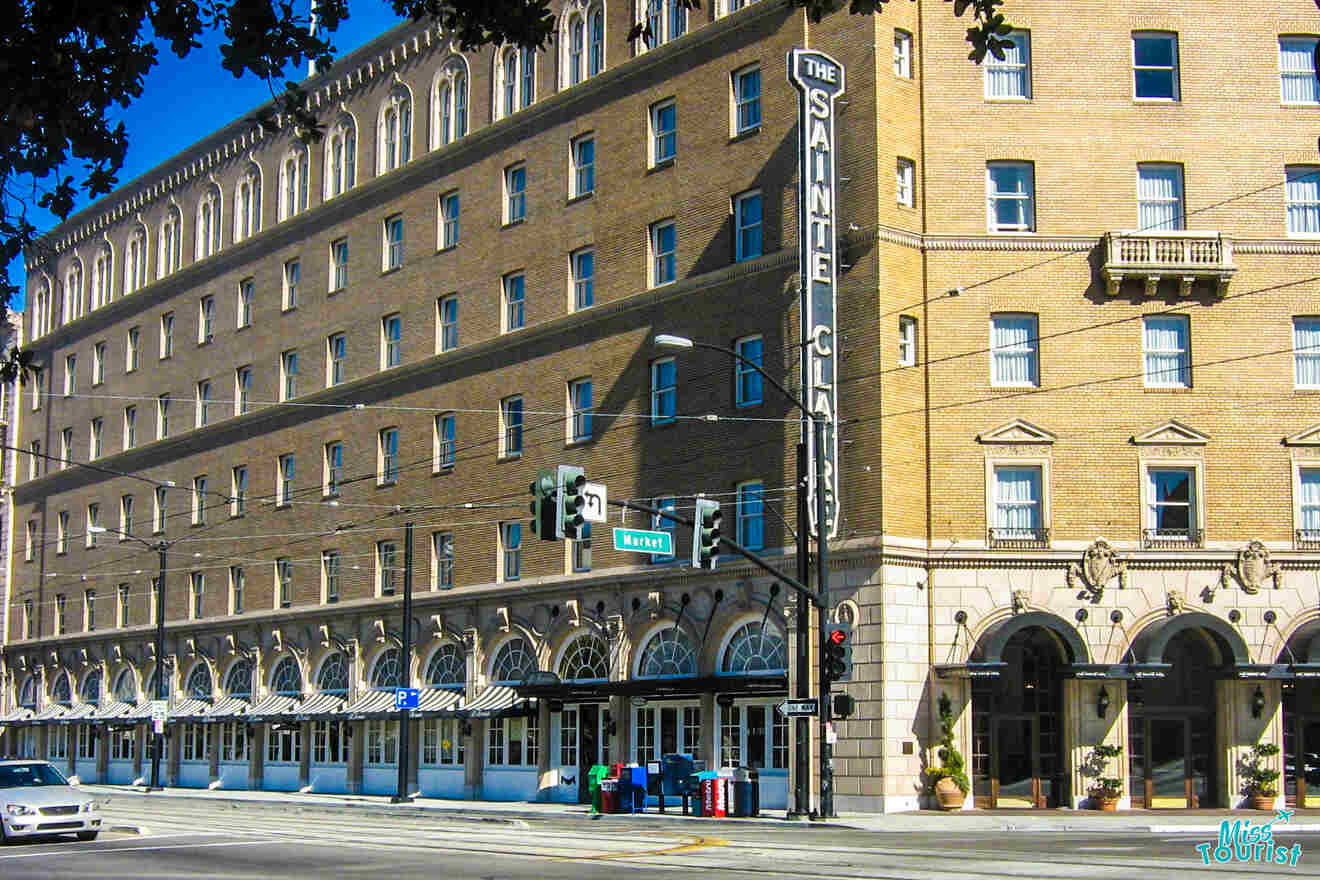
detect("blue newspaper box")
[624,764,648,813]
[661,753,695,796]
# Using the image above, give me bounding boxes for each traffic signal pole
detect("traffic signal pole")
[813,415,834,820]
[793,442,810,819]
[392,521,414,803]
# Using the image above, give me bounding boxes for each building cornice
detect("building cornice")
[876,226,1320,258]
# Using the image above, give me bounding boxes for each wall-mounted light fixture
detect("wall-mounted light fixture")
[1097,686,1110,719]
[1251,685,1266,719]
[716,693,735,708]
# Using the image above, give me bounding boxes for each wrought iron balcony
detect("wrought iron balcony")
[1101,231,1235,298]
[1142,528,1204,549]
[987,527,1051,549]
[1298,529,1320,551]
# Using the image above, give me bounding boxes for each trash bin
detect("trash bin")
[731,767,752,817]
[747,768,760,817]
[599,777,619,814]
[609,762,625,779]
[626,764,648,813]
[587,764,610,814]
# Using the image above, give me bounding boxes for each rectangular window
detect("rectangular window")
[23,598,34,636]
[281,350,298,400]
[127,327,140,371]
[651,220,677,286]
[1296,317,1320,387]
[569,377,593,442]
[90,418,103,458]
[64,354,76,396]
[160,312,174,358]
[985,30,1031,99]
[276,558,293,608]
[267,726,302,764]
[1137,163,1184,231]
[572,135,595,198]
[283,261,299,311]
[503,273,525,332]
[434,413,456,470]
[385,215,404,270]
[737,481,765,550]
[572,522,592,572]
[196,380,212,427]
[651,99,676,165]
[56,594,67,634]
[238,278,254,328]
[233,365,252,415]
[60,427,71,467]
[118,584,130,627]
[157,394,170,439]
[1299,468,1320,543]
[1281,36,1320,104]
[986,162,1035,232]
[1286,165,1320,236]
[992,466,1043,538]
[379,427,399,484]
[1143,315,1191,387]
[86,503,100,547]
[323,550,340,604]
[192,475,207,524]
[501,522,521,581]
[378,541,398,596]
[572,248,594,311]
[124,406,137,449]
[440,191,460,248]
[651,357,676,424]
[432,531,454,589]
[382,314,402,368]
[1133,32,1179,100]
[190,572,204,619]
[1146,467,1197,539]
[30,368,41,411]
[154,486,167,532]
[897,158,915,208]
[893,29,912,78]
[438,295,459,352]
[990,313,1040,386]
[651,498,677,563]
[231,466,247,517]
[199,296,215,343]
[734,335,763,406]
[28,440,40,480]
[120,495,133,538]
[735,191,763,262]
[230,566,244,614]
[734,66,761,133]
[898,315,918,367]
[331,238,349,292]
[279,454,295,505]
[327,334,347,386]
[501,395,523,456]
[57,511,69,554]
[92,341,106,385]
[505,164,526,223]
[324,442,343,496]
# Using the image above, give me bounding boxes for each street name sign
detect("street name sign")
[613,527,672,556]
[581,482,607,523]
[777,699,819,717]
[395,687,420,710]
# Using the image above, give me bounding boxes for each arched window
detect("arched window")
[185,663,213,700]
[269,656,302,696]
[195,184,222,260]
[113,670,137,703]
[426,644,465,689]
[720,622,787,674]
[370,648,401,690]
[433,60,469,148]
[495,47,536,120]
[51,670,73,705]
[636,625,697,678]
[224,660,253,697]
[558,634,609,682]
[378,86,412,174]
[317,652,350,694]
[234,162,262,242]
[325,116,357,198]
[18,675,37,708]
[490,637,537,683]
[568,14,585,86]
[561,4,604,87]
[144,660,175,701]
[64,260,84,323]
[279,145,310,221]
[639,0,685,51]
[589,7,605,77]
[80,670,102,705]
[32,279,50,338]
[159,205,183,275]
[124,225,148,295]
[92,242,113,310]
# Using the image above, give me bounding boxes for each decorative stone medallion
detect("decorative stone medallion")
[1222,540,1283,595]
[1067,539,1127,600]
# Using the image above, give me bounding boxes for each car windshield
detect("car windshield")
[0,763,68,788]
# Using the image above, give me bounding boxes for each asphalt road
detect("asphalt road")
[4,798,1318,879]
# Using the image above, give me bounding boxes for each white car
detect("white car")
[0,760,101,843]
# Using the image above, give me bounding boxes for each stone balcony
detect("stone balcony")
[1101,230,1236,298]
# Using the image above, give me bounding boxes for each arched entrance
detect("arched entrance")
[1278,621,1320,808]
[970,614,1085,808]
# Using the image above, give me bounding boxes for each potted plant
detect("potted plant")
[1082,744,1124,811]
[926,694,969,810]
[1240,743,1281,810]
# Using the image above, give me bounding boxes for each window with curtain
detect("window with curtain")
[1137,164,1184,230]
[1147,467,1195,536]
[986,162,1034,232]
[1142,315,1190,387]
[1280,37,1320,104]
[985,30,1031,99]
[993,466,1042,538]
[1286,166,1320,236]
[1296,317,1320,387]
[1301,469,1320,538]
[990,314,1039,386]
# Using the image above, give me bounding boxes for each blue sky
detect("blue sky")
[12,0,406,312]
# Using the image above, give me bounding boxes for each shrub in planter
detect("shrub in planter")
[1240,743,1281,810]
[926,694,969,810]
[1082,744,1123,811]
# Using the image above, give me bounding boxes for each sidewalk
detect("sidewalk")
[80,783,1320,834]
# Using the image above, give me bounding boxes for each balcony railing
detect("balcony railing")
[1101,231,1235,298]
[987,527,1051,549]
[1298,529,1320,551]
[1142,528,1204,549]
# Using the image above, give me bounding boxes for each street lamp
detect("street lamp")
[653,333,833,819]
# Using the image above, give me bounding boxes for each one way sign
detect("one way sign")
[776,699,818,717]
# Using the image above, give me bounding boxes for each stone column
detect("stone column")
[167,725,181,786]
[96,726,109,782]
[928,677,971,810]
[407,717,421,795]
[248,723,263,790]
[700,693,717,769]
[610,696,629,765]
[464,719,484,799]
[298,721,312,790]
[208,722,220,786]
[134,724,146,782]
[1218,678,1283,810]
[1063,678,1130,809]
[535,700,552,801]
[346,720,364,794]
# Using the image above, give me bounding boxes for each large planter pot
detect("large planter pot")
[934,776,966,810]
[1091,795,1119,811]
[1248,794,1276,811]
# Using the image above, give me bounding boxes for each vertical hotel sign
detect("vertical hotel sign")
[788,49,843,539]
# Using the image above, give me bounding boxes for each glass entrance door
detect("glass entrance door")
[1286,718,1320,808]
[996,718,1034,807]
[1149,718,1188,808]
[1136,717,1211,808]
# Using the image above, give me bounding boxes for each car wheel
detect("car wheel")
[76,831,98,842]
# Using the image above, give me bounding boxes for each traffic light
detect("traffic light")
[556,465,587,540]
[528,468,558,541]
[823,622,853,685]
[692,498,722,570]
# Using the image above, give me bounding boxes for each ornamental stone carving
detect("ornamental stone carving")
[1166,591,1184,616]
[1067,539,1127,601]
[1011,589,1030,615]
[1222,540,1282,595]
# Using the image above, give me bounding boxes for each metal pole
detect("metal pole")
[814,415,833,820]
[392,522,414,803]
[793,442,810,818]
[150,541,166,791]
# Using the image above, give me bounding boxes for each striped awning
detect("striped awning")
[416,687,463,717]
[168,698,212,720]
[31,704,72,724]
[287,693,346,719]
[92,700,135,723]
[458,685,536,719]
[344,690,396,719]
[247,694,299,720]
[123,700,155,721]
[0,707,35,725]
[203,697,251,720]
[57,703,99,723]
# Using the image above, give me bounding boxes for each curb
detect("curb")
[106,824,147,835]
